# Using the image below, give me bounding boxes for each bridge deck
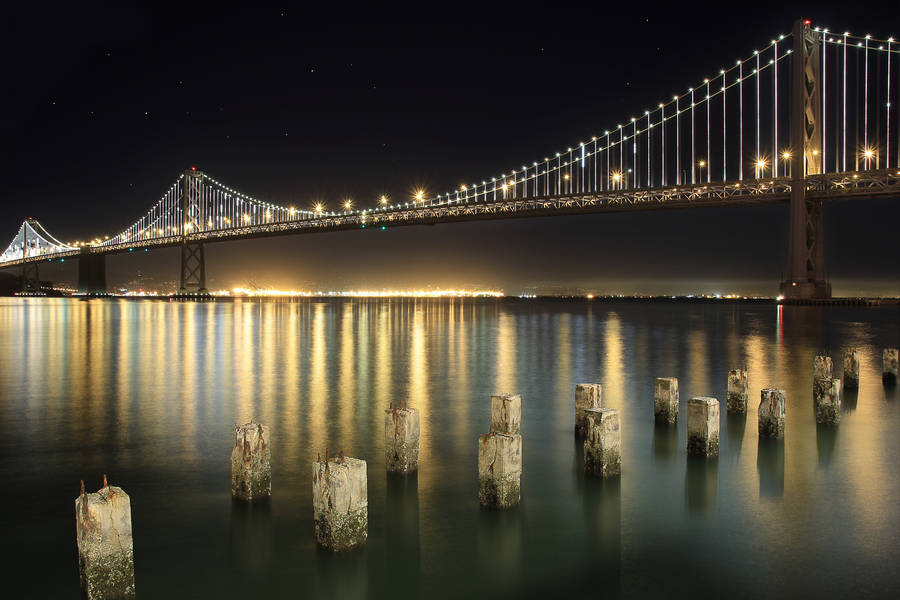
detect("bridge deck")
[3,169,898,267]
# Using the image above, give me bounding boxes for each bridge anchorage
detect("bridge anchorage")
[0,19,897,299]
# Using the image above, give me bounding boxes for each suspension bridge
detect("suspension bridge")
[3,20,898,299]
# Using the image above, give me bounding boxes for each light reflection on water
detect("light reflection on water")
[0,298,897,598]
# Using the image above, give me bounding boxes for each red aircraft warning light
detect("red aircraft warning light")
[804,20,811,25]
[191,166,197,171]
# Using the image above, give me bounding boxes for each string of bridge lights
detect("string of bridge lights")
[413,25,895,209]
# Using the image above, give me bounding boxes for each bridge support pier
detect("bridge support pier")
[179,242,207,295]
[77,250,107,295]
[21,261,40,293]
[781,19,831,300]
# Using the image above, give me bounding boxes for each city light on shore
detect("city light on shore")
[215,288,505,298]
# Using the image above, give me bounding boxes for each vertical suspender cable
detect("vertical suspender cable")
[864,36,869,166]
[774,40,779,177]
[691,89,696,183]
[706,79,711,182]
[662,104,666,185]
[888,39,893,167]
[739,60,744,180]
[722,71,727,180]
[843,33,848,171]
[823,31,827,172]
[756,51,760,174]
[678,96,683,184]
[647,112,652,187]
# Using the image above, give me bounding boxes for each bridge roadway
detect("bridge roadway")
[4,167,898,268]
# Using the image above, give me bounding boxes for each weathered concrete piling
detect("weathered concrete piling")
[491,393,522,434]
[814,377,842,424]
[231,422,271,501]
[574,383,603,437]
[75,476,136,600]
[726,369,749,414]
[478,393,523,508]
[385,404,420,474]
[312,452,368,551]
[813,356,833,394]
[884,348,899,382]
[842,349,860,389]
[653,377,679,424]
[687,397,720,457]
[583,408,621,477]
[478,432,522,508]
[758,389,786,439]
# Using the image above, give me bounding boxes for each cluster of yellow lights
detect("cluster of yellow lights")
[215,288,504,298]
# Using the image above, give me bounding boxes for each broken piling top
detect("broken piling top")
[814,377,842,425]
[75,479,136,599]
[584,407,621,478]
[842,349,860,389]
[759,388,787,439]
[385,405,420,443]
[574,383,603,437]
[234,421,268,447]
[727,369,749,413]
[653,377,679,424]
[478,432,522,508]
[312,455,368,551]
[384,405,420,474]
[585,407,619,444]
[884,348,899,380]
[687,397,720,457]
[813,356,834,384]
[231,422,272,501]
[312,456,368,516]
[490,393,522,435]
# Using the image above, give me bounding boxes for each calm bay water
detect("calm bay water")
[1,298,898,598]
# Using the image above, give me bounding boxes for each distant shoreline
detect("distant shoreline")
[7,293,899,306]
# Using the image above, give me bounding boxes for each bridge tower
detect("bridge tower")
[781,19,831,300]
[179,168,208,295]
[21,219,40,293]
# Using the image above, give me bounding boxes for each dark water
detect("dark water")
[1,298,898,599]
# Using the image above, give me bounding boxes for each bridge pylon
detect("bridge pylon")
[179,168,209,295]
[21,262,40,293]
[781,19,831,300]
[20,220,41,293]
[77,249,108,295]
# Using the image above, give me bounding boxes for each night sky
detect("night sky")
[2,3,897,295]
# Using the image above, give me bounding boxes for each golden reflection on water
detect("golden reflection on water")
[116,301,132,463]
[602,312,625,411]
[237,301,256,424]
[354,303,373,451]
[182,302,197,463]
[553,312,570,430]
[283,303,300,460]
[409,302,428,462]
[259,303,277,433]
[339,302,356,450]
[88,302,109,447]
[495,310,517,397]
[450,299,470,441]
[308,302,328,456]
[686,327,710,398]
